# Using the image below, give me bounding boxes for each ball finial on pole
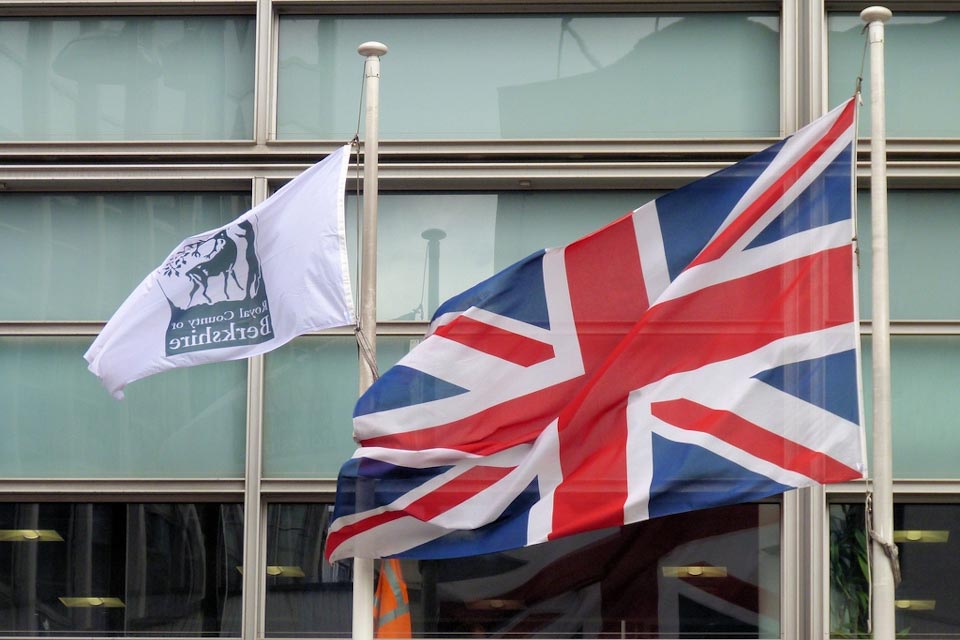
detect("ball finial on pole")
[358,41,389,57]
[860,6,892,24]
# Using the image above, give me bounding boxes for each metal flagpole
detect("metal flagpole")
[354,40,388,640]
[860,7,896,640]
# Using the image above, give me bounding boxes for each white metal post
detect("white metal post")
[860,7,895,640]
[353,40,388,640]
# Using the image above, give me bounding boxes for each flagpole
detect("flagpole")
[354,40,388,640]
[860,7,895,640]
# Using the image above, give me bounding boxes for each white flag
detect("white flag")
[85,145,355,399]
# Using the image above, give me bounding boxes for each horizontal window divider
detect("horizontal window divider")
[261,478,338,496]
[827,479,960,498]
[0,478,245,500]
[0,0,255,16]
[271,0,781,14]
[859,321,960,336]
[7,139,960,163]
[4,161,960,191]
[0,320,427,336]
[6,321,960,337]
[827,1,960,12]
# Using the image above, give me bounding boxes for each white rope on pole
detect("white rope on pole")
[860,7,896,640]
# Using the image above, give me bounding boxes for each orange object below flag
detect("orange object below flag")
[374,559,411,638]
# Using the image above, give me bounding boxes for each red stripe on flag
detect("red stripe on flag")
[325,510,406,561]
[361,377,581,454]
[325,466,512,561]
[404,465,513,521]
[651,398,861,483]
[551,215,650,537]
[689,99,855,268]
[433,315,555,367]
[547,245,854,539]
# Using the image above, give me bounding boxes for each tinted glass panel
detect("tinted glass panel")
[857,191,960,321]
[265,503,779,638]
[0,503,243,636]
[0,17,255,141]
[829,14,960,137]
[0,193,251,321]
[278,15,779,140]
[262,335,415,478]
[265,505,352,637]
[347,191,659,322]
[0,337,246,478]
[860,336,960,478]
[831,503,960,637]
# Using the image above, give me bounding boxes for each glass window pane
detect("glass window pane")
[265,504,352,638]
[0,337,246,478]
[857,191,960,321]
[0,193,251,321]
[265,503,779,638]
[0,503,243,637]
[278,15,779,140]
[262,335,414,478]
[829,14,960,137]
[0,17,255,141]
[831,503,960,638]
[350,191,660,322]
[860,336,960,478]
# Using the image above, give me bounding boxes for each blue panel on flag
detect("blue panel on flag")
[355,365,469,417]
[431,251,550,330]
[747,144,853,249]
[332,458,453,519]
[752,349,860,424]
[396,478,540,559]
[656,140,786,281]
[648,434,791,519]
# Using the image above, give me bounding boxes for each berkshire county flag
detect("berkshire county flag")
[85,145,354,399]
[326,100,865,562]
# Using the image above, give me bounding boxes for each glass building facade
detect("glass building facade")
[1,1,959,638]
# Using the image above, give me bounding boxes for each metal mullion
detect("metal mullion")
[253,0,276,146]
[7,138,960,162]
[780,0,800,136]
[781,490,801,640]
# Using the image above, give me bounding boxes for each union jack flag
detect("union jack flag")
[326,100,865,562]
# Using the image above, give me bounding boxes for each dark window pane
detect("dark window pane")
[265,503,779,638]
[830,503,960,638]
[265,504,352,637]
[0,503,243,636]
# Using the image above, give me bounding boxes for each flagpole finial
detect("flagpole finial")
[358,41,388,57]
[860,6,892,23]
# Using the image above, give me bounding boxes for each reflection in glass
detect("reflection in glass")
[278,14,779,139]
[859,336,960,478]
[0,193,250,322]
[265,505,352,638]
[265,503,779,638]
[343,191,661,322]
[0,503,243,636]
[0,17,255,141]
[855,191,960,322]
[830,503,960,638]
[829,14,960,137]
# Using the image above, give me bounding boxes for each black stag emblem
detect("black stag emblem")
[186,230,243,305]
